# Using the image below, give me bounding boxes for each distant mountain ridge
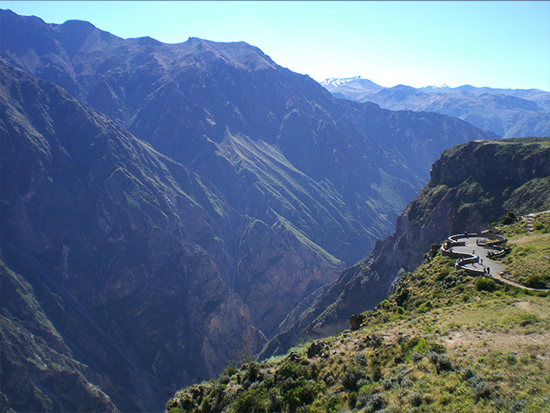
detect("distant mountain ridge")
[321,76,550,138]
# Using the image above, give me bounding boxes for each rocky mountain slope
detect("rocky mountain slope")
[0,62,266,412]
[1,9,501,412]
[322,76,550,139]
[263,137,550,357]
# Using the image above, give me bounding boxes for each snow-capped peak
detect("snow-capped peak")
[320,76,362,87]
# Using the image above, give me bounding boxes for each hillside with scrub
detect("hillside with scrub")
[166,214,550,412]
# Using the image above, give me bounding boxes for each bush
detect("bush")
[232,389,267,413]
[364,393,386,412]
[411,351,423,363]
[246,362,260,382]
[475,277,496,292]
[428,352,453,373]
[500,212,517,225]
[416,303,431,313]
[342,368,366,391]
[282,381,315,410]
[278,362,307,380]
[526,274,547,288]
[472,380,492,401]
[223,363,237,376]
[409,391,423,407]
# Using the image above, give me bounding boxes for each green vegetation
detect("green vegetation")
[496,213,550,288]
[166,229,550,412]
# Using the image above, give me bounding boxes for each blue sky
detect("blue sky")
[3,1,549,91]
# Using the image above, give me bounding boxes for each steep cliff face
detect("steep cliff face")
[0,62,265,411]
[262,137,550,357]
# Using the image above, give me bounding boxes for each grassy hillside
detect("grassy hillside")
[166,216,550,412]
[498,212,550,289]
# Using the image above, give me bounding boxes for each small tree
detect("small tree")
[499,212,517,225]
[475,277,496,292]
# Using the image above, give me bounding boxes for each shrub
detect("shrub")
[509,400,526,412]
[475,277,496,292]
[348,391,357,408]
[267,389,282,412]
[282,381,315,410]
[278,362,307,380]
[505,353,517,365]
[462,368,475,381]
[416,303,430,313]
[342,368,366,391]
[223,363,237,376]
[395,286,409,306]
[232,389,267,413]
[472,380,492,401]
[364,393,386,412]
[324,395,341,413]
[409,391,423,407]
[371,364,382,382]
[246,362,260,382]
[526,274,547,288]
[500,212,517,225]
[428,352,453,373]
[411,351,423,363]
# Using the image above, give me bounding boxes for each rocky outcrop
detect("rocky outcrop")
[262,137,550,358]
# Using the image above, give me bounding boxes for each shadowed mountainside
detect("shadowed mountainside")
[0,62,266,411]
[0,9,498,270]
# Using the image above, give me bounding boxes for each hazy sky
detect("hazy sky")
[3,1,549,91]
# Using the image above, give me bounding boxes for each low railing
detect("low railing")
[440,232,506,276]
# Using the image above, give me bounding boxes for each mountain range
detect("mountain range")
[321,76,550,139]
[0,9,505,412]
